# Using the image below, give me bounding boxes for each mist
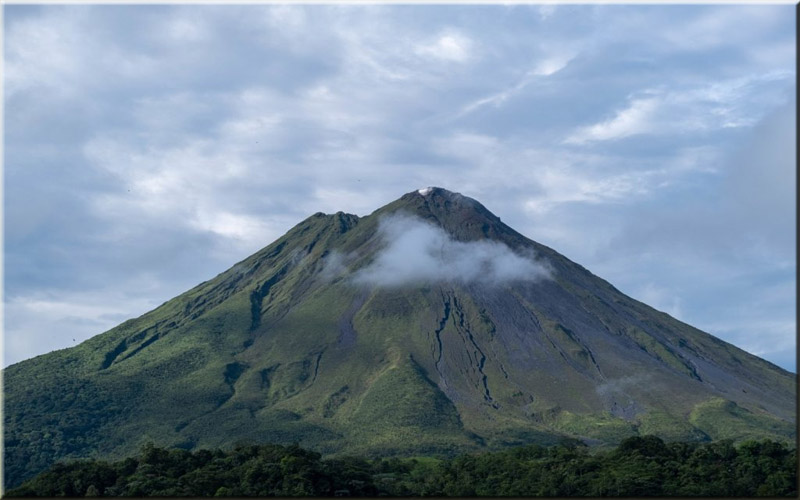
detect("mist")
[351,214,551,287]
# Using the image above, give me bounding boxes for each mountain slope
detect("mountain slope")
[3,187,795,488]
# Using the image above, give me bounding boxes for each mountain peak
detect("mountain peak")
[370,187,520,245]
[416,186,459,197]
[413,186,470,203]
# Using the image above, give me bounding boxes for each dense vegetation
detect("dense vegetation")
[6,436,796,497]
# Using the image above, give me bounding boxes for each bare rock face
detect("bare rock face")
[3,188,795,488]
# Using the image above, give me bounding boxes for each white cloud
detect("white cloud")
[4,8,86,97]
[5,7,164,98]
[453,50,575,118]
[565,97,659,144]
[432,132,720,217]
[82,131,282,251]
[455,74,534,118]
[416,32,473,62]
[565,69,793,146]
[533,54,573,77]
[333,15,418,83]
[683,70,794,128]
[189,211,273,241]
[351,214,551,287]
[523,170,648,214]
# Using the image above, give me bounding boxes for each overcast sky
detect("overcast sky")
[3,4,796,372]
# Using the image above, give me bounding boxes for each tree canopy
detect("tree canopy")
[6,436,796,497]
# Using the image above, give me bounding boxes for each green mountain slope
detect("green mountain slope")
[3,187,796,489]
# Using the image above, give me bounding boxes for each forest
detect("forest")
[5,436,796,497]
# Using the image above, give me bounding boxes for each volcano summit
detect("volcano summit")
[3,187,796,488]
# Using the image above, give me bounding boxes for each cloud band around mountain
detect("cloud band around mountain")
[349,214,552,287]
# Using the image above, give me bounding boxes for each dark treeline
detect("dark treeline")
[5,436,797,497]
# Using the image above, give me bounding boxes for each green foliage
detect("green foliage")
[634,409,709,442]
[689,397,796,442]
[553,411,638,443]
[6,437,796,497]
[347,357,470,451]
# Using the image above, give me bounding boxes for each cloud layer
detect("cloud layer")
[4,4,795,370]
[351,215,551,287]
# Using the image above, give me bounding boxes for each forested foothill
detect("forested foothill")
[6,436,796,497]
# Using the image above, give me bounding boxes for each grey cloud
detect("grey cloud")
[595,374,653,397]
[319,251,349,281]
[598,97,795,267]
[4,4,795,371]
[351,214,551,287]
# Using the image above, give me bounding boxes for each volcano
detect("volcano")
[3,187,796,488]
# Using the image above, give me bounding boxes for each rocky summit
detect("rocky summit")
[3,187,796,488]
